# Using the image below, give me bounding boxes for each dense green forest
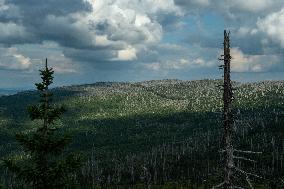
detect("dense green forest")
[0,79,283,188]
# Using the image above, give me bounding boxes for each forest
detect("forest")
[0,77,283,188]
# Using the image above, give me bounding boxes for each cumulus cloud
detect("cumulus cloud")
[0,0,283,84]
[181,0,284,56]
[0,47,32,70]
[0,0,182,64]
[144,62,161,71]
[116,47,137,61]
[175,0,210,8]
[144,57,215,71]
[0,22,31,44]
[0,42,79,74]
[231,48,279,72]
[257,8,284,48]
[47,54,77,74]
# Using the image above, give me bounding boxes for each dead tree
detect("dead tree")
[214,30,262,189]
[221,30,234,189]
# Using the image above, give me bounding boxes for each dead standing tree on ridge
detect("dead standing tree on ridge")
[219,29,234,189]
[214,30,261,189]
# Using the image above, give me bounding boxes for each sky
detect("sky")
[0,0,283,89]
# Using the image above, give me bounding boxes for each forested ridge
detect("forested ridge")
[0,79,283,188]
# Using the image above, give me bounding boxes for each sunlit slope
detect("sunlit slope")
[0,79,282,155]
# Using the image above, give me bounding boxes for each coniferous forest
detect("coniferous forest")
[0,56,283,188]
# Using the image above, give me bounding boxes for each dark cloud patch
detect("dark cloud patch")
[231,34,265,55]
[93,20,110,35]
[7,0,92,18]
[0,0,92,46]
[174,0,284,16]
[37,15,95,49]
[174,0,210,8]
[63,48,117,63]
[108,27,148,45]
[0,3,19,23]
[63,47,138,71]
[158,14,185,31]
[0,22,36,45]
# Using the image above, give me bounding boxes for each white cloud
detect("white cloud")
[0,47,32,70]
[0,42,79,74]
[144,57,214,71]
[0,0,9,11]
[84,0,166,45]
[0,0,183,65]
[144,62,161,71]
[44,0,182,62]
[116,47,137,61]
[48,54,77,74]
[236,27,258,37]
[257,8,284,48]
[135,14,151,27]
[231,48,279,72]
[0,22,28,43]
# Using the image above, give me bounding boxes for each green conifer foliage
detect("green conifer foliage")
[4,59,83,189]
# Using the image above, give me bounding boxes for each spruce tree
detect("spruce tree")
[4,59,83,189]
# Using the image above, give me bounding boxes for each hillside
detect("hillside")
[0,79,283,188]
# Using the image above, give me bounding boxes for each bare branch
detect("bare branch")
[219,149,226,153]
[234,150,262,155]
[212,181,225,189]
[234,166,262,179]
[233,156,257,163]
[246,176,254,189]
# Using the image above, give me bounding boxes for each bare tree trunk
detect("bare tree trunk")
[222,30,234,189]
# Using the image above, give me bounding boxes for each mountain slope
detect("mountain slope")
[0,79,283,188]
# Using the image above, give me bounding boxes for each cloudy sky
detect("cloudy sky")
[0,0,283,88]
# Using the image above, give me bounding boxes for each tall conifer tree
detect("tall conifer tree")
[4,59,83,189]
